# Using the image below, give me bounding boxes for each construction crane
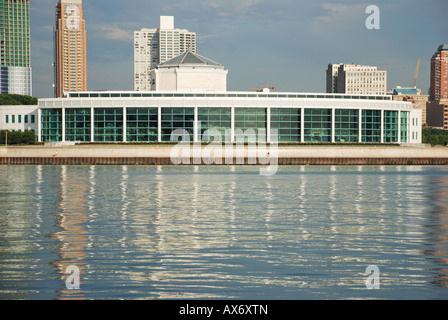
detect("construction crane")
[251,82,276,93]
[413,58,421,88]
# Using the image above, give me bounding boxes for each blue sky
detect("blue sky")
[30,0,447,98]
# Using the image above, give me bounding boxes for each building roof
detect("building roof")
[159,52,223,68]
[393,88,420,95]
[438,44,448,51]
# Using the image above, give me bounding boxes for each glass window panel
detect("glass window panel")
[304,109,332,143]
[126,108,158,142]
[161,108,194,142]
[198,108,231,142]
[270,108,301,143]
[94,108,123,142]
[362,110,381,143]
[234,108,267,143]
[66,108,91,142]
[335,109,359,143]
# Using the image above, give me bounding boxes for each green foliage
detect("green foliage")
[422,127,448,146]
[0,130,37,145]
[0,94,38,106]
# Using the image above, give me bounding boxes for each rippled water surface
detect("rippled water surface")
[1,165,448,300]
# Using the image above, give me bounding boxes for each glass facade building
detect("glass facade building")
[37,92,420,145]
[0,0,32,95]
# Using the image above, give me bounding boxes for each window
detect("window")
[126,108,158,142]
[5,115,8,124]
[383,111,398,143]
[304,109,332,143]
[401,112,408,143]
[234,108,267,143]
[362,110,381,143]
[24,115,28,123]
[94,108,123,142]
[198,108,231,142]
[12,115,15,123]
[41,109,62,142]
[270,108,301,143]
[66,108,91,142]
[31,115,35,123]
[335,109,359,143]
[161,108,194,142]
[18,115,22,123]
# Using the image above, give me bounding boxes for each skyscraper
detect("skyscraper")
[430,44,448,101]
[134,16,197,91]
[326,63,342,93]
[0,0,32,96]
[54,0,87,98]
[327,63,387,95]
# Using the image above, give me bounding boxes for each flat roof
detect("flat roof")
[62,91,392,101]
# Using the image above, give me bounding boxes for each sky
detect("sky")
[30,0,448,98]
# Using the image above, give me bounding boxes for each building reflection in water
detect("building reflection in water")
[27,165,447,298]
[427,170,448,288]
[50,165,91,300]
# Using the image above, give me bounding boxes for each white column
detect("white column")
[266,107,271,144]
[194,106,198,143]
[380,109,384,143]
[90,107,94,142]
[358,109,363,143]
[231,107,235,143]
[37,108,42,142]
[398,111,402,144]
[331,108,335,143]
[158,107,162,142]
[301,108,305,143]
[123,107,127,143]
[61,108,66,142]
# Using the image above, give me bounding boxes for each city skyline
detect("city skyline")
[30,0,448,98]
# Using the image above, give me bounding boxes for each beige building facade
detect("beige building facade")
[328,64,387,95]
[391,87,429,126]
[54,0,87,98]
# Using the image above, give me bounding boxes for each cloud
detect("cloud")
[96,25,134,42]
[312,2,368,32]
[161,0,264,17]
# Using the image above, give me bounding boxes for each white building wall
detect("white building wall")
[151,67,228,92]
[409,108,423,144]
[0,105,38,132]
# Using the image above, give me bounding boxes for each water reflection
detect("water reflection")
[50,166,90,300]
[427,171,448,288]
[1,165,448,299]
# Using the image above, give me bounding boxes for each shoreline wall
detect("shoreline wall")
[1,145,448,165]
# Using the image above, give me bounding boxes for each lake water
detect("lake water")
[0,165,447,300]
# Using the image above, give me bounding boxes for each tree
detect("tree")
[0,94,38,106]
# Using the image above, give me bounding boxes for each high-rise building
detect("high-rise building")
[134,16,197,91]
[430,44,448,101]
[54,0,87,98]
[327,63,387,95]
[0,0,32,96]
[326,63,342,93]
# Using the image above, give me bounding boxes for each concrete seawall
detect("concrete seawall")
[1,145,448,165]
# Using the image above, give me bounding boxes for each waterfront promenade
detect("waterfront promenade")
[1,144,448,165]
